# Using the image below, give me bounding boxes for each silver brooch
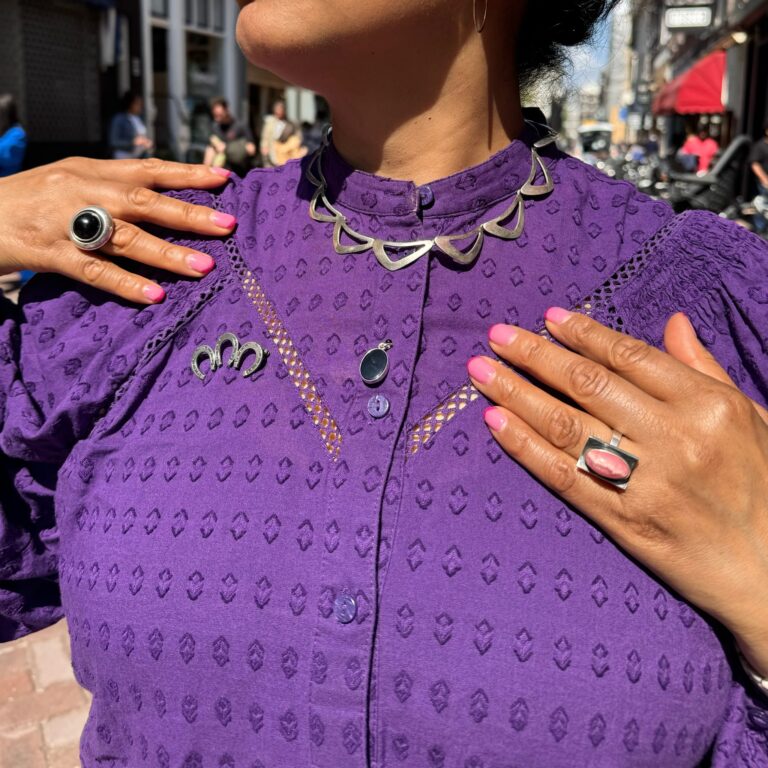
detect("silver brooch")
[191,332,269,381]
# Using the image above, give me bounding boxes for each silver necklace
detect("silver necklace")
[305,124,557,272]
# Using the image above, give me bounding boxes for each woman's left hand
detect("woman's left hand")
[467,308,768,675]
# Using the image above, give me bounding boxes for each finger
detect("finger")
[49,242,167,305]
[664,313,734,385]
[486,322,661,434]
[106,184,236,236]
[87,157,232,189]
[539,307,707,402]
[102,220,216,278]
[467,355,641,457]
[664,312,768,424]
[482,405,627,537]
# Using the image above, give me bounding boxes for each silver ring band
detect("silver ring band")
[69,206,115,251]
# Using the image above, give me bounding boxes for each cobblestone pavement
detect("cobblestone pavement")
[0,620,90,768]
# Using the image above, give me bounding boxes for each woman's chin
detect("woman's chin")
[235,6,336,89]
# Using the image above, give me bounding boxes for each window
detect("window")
[150,0,168,18]
[185,0,194,25]
[197,0,209,28]
[213,0,225,32]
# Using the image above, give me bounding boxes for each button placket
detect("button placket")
[307,251,429,768]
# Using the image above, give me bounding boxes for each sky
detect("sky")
[572,16,614,87]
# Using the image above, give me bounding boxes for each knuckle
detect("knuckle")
[546,406,584,450]
[80,255,109,284]
[158,241,182,263]
[716,387,751,421]
[114,272,141,296]
[139,156,165,175]
[178,202,199,227]
[608,336,652,371]
[504,426,531,456]
[514,337,542,367]
[568,360,610,399]
[110,223,141,252]
[565,315,595,345]
[126,185,157,211]
[495,369,521,404]
[547,456,577,494]
[46,166,76,188]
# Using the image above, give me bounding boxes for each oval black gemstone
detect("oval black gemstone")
[360,348,388,385]
[72,211,102,242]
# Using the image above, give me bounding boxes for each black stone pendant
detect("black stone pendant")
[359,340,393,386]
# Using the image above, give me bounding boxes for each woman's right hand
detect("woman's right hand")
[0,157,236,305]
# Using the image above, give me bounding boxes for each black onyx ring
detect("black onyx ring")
[576,430,639,490]
[69,206,115,251]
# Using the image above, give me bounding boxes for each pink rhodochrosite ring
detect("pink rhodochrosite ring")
[576,430,639,491]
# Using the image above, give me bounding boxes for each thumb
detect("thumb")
[664,312,768,424]
[663,312,736,387]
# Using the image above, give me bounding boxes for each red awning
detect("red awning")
[652,50,726,115]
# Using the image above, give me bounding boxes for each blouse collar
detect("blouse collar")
[319,121,550,220]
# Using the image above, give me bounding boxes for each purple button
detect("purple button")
[367,394,390,419]
[334,594,357,624]
[418,185,434,209]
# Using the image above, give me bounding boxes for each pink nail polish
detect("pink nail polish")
[211,212,237,229]
[210,167,232,178]
[488,324,518,346]
[484,407,506,431]
[545,307,572,324]
[143,284,165,303]
[467,356,495,384]
[187,253,215,274]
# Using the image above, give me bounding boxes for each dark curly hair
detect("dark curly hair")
[517,0,621,89]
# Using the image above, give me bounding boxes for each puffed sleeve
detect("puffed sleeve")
[589,210,768,764]
[0,188,233,641]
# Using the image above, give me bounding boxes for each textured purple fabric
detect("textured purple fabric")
[1,126,768,768]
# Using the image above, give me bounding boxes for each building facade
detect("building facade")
[0,0,317,167]
[628,0,768,149]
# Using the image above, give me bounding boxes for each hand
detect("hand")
[468,309,768,674]
[210,136,227,154]
[0,157,235,304]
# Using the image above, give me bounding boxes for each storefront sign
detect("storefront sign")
[665,6,713,29]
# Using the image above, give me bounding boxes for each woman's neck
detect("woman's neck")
[326,21,524,186]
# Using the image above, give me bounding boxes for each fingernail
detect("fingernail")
[489,324,518,346]
[484,407,506,431]
[187,253,215,274]
[467,356,495,384]
[210,167,231,178]
[143,284,165,303]
[680,312,695,333]
[545,307,572,324]
[211,212,237,228]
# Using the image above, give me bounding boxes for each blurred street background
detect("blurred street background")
[0,0,767,765]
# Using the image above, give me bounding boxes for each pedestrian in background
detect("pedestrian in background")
[109,91,153,160]
[205,97,256,177]
[0,94,26,177]
[680,126,719,174]
[259,98,288,166]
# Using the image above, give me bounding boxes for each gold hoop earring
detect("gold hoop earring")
[473,0,488,33]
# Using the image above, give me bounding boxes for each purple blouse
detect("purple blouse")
[2,126,768,768]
